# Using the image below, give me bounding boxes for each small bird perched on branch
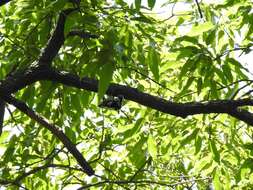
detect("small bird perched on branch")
[99,95,124,110]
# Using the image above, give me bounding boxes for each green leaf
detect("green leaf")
[2,135,17,163]
[80,92,92,108]
[121,117,144,143]
[128,136,146,167]
[180,128,200,147]
[188,22,214,36]
[148,0,156,9]
[131,16,153,24]
[174,35,199,44]
[147,135,157,158]
[209,140,220,163]
[64,12,79,35]
[195,135,202,154]
[181,76,194,91]
[222,64,233,82]
[65,127,76,144]
[135,0,141,11]
[48,0,67,12]
[197,78,202,95]
[213,168,222,190]
[98,62,115,103]
[21,85,35,102]
[214,67,227,85]
[148,48,160,81]
[210,80,219,99]
[71,93,82,113]
[205,29,216,45]
[36,82,57,112]
[179,58,197,79]
[172,46,200,59]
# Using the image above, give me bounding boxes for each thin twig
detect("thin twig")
[194,0,203,18]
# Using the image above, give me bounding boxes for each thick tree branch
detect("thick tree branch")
[38,9,77,66]
[1,66,253,126]
[48,70,253,125]
[1,94,94,176]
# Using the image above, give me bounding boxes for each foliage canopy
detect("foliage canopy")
[0,0,253,189]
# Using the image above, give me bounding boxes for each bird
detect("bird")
[99,95,124,110]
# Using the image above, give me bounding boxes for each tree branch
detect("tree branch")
[194,0,203,18]
[38,8,77,66]
[1,94,94,176]
[1,66,253,126]
[46,69,253,125]
[14,164,84,183]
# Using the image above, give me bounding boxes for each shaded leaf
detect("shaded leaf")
[148,0,156,9]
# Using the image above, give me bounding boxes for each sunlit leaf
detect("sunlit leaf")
[209,140,220,163]
[213,168,222,190]
[98,62,115,103]
[148,47,160,81]
[188,22,214,36]
[147,135,157,158]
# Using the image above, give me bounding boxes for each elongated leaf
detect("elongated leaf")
[65,127,76,143]
[148,48,160,81]
[131,16,153,24]
[178,59,196,79]
[213,168,222,190]
[210,80,219,99]
[181,128,200,147]
[188,22,214,36]
[214,67,227,85]
[129,136,146,167]
[197,78,202,95]
[209,140,220,163]
[98,62,114,103]
[181,76,195,91]
[205,29,216,45]
[71,93,82,113]
[122,117,144,143]
[195,135,202,154]
[174,35,198,44]
[148,0,156,9]
[222,64,233,82]
[147,135,157,158]
[135,0,141,11]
